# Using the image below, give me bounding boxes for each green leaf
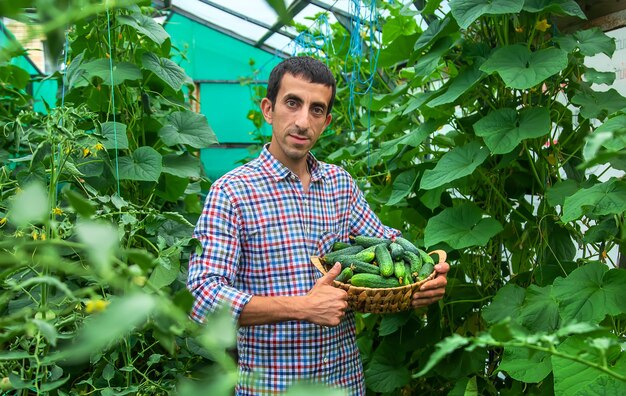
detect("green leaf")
[64,189,96,218]
[571,89,626,120]
[9,181,48,227]
[583,217,618,244]
[414,16,454,52]
[378,312,411,336]
[159,111,218,149]
[546,179,580,207]
[149,256,181,290]
[420,140,489,190]
[414,334,470,377]
[519,285,560,332]
[498,347,552,383]
[552,262,626,323]
[584,68,615,85]
[32,319,59,347]
[162,153,202,178]
[100,122,129,150]
[561,179,626,222]
[554,27,615,57]
[75,221,119,275]
[424,203,503,249]
[474,107,551,154]
[118,146,163,182]
[156,173,189,202]
[117,13,169,45]
[552,335,622,396]
[413,36,453,77]
[480,45,568,89]
[365,346,411,392]
[386,169,417,206]
[449,0,523,29]
[264,0,289,22]
[142,52,186,91]
[543,217,576,266]
[427,65,485,107]
[80,59,142,85]
[482,283,525,324]
[523,0,586,19]
[59,294,157,362]
[0,64,30,89]
[382,14,417,44]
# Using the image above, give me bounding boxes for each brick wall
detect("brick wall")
[3,18,47,73]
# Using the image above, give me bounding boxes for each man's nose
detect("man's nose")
[294,108,310,130]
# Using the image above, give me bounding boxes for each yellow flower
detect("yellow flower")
[82,148,91,158]
[31,230,39,240]
[247,113,255,120]
[40,233,46,241]
[0,217,7,226]
[535,19,551,32]
[94,143,105,151]
[52,207,64,216]
[85,299,109,314]
[515,26,524,33]
[14,230,24,238]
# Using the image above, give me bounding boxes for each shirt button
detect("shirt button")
[323,356,329,363]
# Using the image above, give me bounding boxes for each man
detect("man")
[187,56,449,395]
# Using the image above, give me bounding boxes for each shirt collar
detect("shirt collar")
[259,144,326,183]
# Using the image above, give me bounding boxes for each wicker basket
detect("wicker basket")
[310,249,446,314]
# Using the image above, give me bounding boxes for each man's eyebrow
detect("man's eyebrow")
[283,93,303,103]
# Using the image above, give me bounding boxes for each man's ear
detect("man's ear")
[260,98,273,124]
[324,113,332,129]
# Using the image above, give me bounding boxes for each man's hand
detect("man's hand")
[304,263,348,327]
[412,262,450,308]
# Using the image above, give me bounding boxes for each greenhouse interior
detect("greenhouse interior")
[1,0,625,394]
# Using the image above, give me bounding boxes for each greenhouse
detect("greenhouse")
[1,0,625,394]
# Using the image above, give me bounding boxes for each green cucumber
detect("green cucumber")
[350,261,381,275]
[375,243,394,277]
[403,251,422,277]
[353,249,376,263]
[395,237,420,254]
[388,242,405,259]
[324,245,363,263]
[403,263,414,285]
[393,260,406,284]
[350,273,401,288]
[352,235,392,248]
[332,241,352,251]
[418,262,435,280]
[417,248,434,265]
[335,267,353,283]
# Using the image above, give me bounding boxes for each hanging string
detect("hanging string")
[105,4,121,196]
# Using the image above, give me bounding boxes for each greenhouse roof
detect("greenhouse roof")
[158,0,445,56]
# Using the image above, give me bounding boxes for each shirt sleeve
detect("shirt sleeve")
[187,183,253,323]
[349,178,401,239]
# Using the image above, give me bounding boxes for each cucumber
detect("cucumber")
[417,248,434,265]
[403,263,414,285]
[350,273,401,288]
[393,260,406,284]
[324,245,363,263]
[395,237,420,254]
[353,249,376,263]
[403,251,422,277]
[375,243,394,277]
[335,267,353,283]
[352,235,392,248]
[418,262,435,280]
[350,261,381,275]
[332,241,352,251]
[388,242,405,259]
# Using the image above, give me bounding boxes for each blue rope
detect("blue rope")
[105,7,121,196]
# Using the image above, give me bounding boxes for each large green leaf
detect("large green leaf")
[365,345,411,392]
[142,52,186,91]
[498,347,551,383]
[162,153,202,178]
[554,27,615,57]
[0,64,30,89]
[413,36,454,77]
[159,111,218,149]
[117,146,163,182]
[414,334,470,377]
[449,0,523,29]
[386,169,417,206]
[546,179,580,207]
[523,0,586,19]
[420,140,489,190]
[80,59,142,85]
[424,203,503,249]
[414,16,454,52]
[583,68,615,85]
[117,13,169,45]
[519,285,560,332]
[552,335,623,396]
[480,45,568,89]
[482,283,525,324]
[543,217,576,266]
[552,262,626,323]
[427,65,486,107]
[474,107,551,154]
[9,182,48,227]
[100,122,129,150]
[382,13,418,44]
[561,178,626,222]
[571,89,626,120]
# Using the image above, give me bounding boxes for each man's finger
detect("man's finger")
[318,262,342,285]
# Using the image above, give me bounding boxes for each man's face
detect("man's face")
[261,73,333,168]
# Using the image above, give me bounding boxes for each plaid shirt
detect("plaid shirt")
[188,145,399,395]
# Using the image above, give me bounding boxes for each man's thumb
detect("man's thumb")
[319,262,342,284]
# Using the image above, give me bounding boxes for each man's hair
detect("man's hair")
[266,56,336,115]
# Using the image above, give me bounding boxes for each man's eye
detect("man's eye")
[286,100,297,107]
[312,107,324,115]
